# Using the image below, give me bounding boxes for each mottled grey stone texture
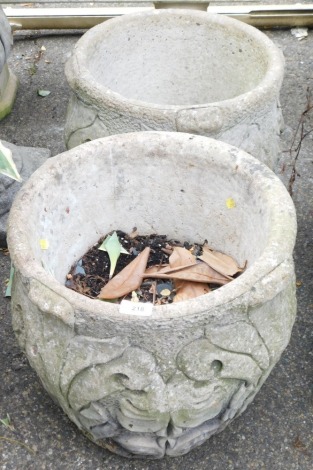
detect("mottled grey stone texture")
[0,6,18,119]
[7,132,297,458]
[0,6,11,71]
[0,140,50,247]
[65,9,284,169]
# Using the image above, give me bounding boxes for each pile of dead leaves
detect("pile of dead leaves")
[98,239,245,303]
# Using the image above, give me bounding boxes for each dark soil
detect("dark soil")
[65,229,205,304]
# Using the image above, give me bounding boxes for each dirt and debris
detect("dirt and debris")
[66,229,243,305]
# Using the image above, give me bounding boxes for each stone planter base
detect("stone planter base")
[65,9,285,169]
[0,64,18,120]
[7,132,297,458]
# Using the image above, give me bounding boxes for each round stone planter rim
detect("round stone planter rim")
[7,132,296,321]
[65,9,285,122]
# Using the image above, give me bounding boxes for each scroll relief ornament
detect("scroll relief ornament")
[59,320,270,458]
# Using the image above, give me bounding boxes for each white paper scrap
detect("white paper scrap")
[291,28,308,41]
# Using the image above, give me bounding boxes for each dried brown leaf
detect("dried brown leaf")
[144,264,169,275]
[161,247,173,255]
[98,247,150,300]
[144,261,230,284]
[174,282,210,302]
[144,246,229,292]
[144,247,196,277]
[169,246,197,267]
[199,245,243,278]
[169,247,210,301]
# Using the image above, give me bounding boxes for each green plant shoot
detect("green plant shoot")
[98,231,129,278]
[5,264,14,298]
[0,141,22,182]
[0,414,13,429]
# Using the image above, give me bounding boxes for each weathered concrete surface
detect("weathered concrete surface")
[64,9,284,169]
[0,23,312,470]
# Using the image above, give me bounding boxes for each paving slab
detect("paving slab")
[0,16,312,470]
[0,140,50,247]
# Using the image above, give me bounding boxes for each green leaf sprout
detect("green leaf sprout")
[0,141,22,182]
[98,231,129,278]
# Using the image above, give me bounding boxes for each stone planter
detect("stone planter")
[0,7,18,120]
[7,132,296,458]
[65,9,284,169]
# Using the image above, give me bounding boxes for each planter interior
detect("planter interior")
[65,10,284,169]
[8,132,296,458]
[86,17,265,105]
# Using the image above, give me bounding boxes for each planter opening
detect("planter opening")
[85,15,267,106]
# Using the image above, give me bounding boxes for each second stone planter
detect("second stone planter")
[65,9,285,168]
[7,132,296,458]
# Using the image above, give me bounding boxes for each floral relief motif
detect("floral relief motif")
[59,320,270,457]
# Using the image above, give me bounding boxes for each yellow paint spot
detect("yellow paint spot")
[226,198,236,209]
[40,239,49,250]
